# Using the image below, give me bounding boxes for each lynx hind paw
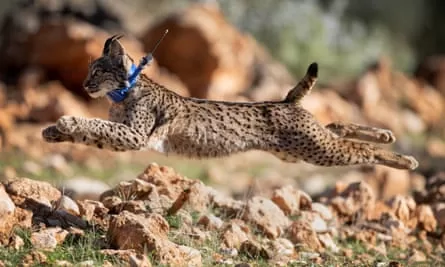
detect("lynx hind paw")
[42,125,74,143]
[376,129,396,144]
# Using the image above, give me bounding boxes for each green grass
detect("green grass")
[0,227,122,267]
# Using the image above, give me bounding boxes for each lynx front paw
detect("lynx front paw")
[42,125,74,143]
[56,116,81,134]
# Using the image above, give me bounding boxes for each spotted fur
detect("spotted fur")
[42,37,418,170]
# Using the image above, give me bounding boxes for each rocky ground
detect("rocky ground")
[0,163,444,266]
[1,1,445,266]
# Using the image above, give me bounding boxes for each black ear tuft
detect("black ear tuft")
[307,62,318,78]
[102,34,124,56]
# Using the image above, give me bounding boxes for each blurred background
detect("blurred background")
[0,0,444,201]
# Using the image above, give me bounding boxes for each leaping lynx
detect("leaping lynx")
[42,35,418,170]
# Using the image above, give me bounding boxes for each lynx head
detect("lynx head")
[83,35,135,98]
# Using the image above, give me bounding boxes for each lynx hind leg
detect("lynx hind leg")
[284,62,318,103]
[326,122,396,144]
[373,149,419,170]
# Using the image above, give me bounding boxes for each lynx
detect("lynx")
[42,35,418,170]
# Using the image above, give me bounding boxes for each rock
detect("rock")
[101,249,140,263]
[108,211,169,251]
[387,195,417,230]
[79,260,94,267]
[267,238,295,262]
[54,195,80,216]
[77,200,108,222]
[328,181,375,222]
[60,177,110,201]
[286,220,323,252]
[21,250,48,266]
[415,55,445,96]
[54,260,73,267]
[141,3,294,101]
[407,249,427,263]
[101,196,123,210]
[435,204,445,231]
[0,184,16,244]
[9,234,25,250]
[311,203,333,221]
[422,173,445,203]
[112,200,147,214]
[108,211,201,266]
[317,233,339,253]
[137,164,211,212]
[31,227,69,250]
[415,205,437,232]
[220,219,250,249]
[129,253,152,267]
[197,214,224,230]
[209,190,245,218]
[243,196,290,239]
[4,177,61,208]
[271,185,312,216]
[300,211,328,233]
[239,240,269,259]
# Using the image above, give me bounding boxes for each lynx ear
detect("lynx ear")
[102,34,125,56]
[121,54,135,74]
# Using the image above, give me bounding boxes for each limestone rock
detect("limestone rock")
[31,227,69,250]
[220,219,250,249]
[4,178,61,220]
[286,220,323,252]
[108,211,201,266]
[0,184,16,244]
[271,185,312,216]
[328,181,375,222]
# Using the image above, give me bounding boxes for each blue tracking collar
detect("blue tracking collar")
[107,54,154,103]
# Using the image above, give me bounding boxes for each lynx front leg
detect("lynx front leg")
[326,122,396,144]
[42,116,147,151]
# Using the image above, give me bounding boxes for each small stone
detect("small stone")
[129,253,152,267]
[243,196,290,238]
[77,200,108,222]
[197,214,224,230]
[9,234,25,250]
[287,220,323,252]
[112,200,147,214]
[220,219,250,249]
[55,260,73,267]
[101,196,122,210]
[219,247,238,257]
[407,249,427,263]
[79,260,94,267]
[54,195,80,216]
[239,240,269,259]
[317,233,339,253]
[271,185,312,215]
[31,227,69,250]
[311,203,333,221]
[415,205,437,232]
[387,195,417,229]
[0,184,16,244]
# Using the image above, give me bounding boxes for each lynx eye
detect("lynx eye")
[91,69,101,76]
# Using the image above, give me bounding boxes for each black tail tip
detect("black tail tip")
[307,62,318,77]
